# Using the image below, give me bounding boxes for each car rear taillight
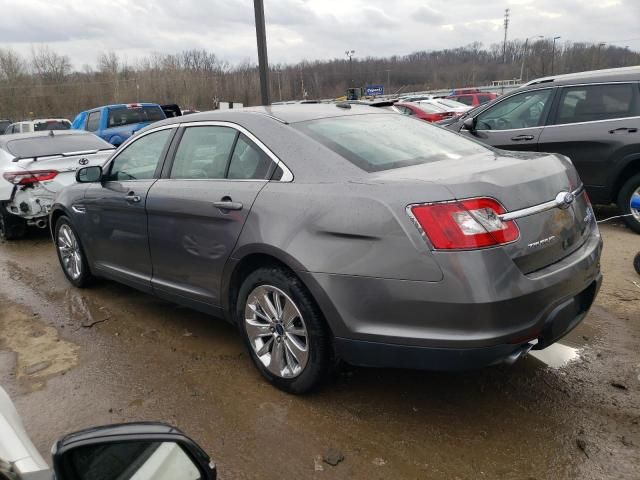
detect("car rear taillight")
[2,170,59,185]
[409,198,520,250]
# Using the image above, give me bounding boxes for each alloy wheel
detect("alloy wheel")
[57,224,82,280]
[244,285,309,378]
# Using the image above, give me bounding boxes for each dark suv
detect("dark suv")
[445,67,640,232]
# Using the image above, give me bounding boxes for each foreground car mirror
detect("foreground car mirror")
[462,117,476,132]
[52,422,216,480]
[76,166,102,183]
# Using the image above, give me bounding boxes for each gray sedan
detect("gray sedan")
[50,104,602,393]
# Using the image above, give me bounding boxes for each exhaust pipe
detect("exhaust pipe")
[34,219,48,229]
[504,339,538,365]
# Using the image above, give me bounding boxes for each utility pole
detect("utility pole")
[597,42,606,68]
[345,50,355,86]
[253,0,270,105]
[520,35,542,82]
[386,69,391,88]
[502,9,510,64]
[551,36,561,74]
[276,70,282,101]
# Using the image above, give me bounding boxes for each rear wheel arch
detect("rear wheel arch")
[224,250,338,338]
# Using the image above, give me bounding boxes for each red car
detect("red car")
[447,91,498,107]
[393,102,456,122]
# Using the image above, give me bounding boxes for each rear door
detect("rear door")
[81,127,176,292]
[537,82,640,200]
[146,123,278,308]
[461,87,555,151]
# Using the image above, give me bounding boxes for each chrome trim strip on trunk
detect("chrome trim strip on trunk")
[499,185,584,221]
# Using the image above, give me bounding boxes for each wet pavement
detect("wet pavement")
[1,211,639,479]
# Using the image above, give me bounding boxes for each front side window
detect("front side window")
[227,134,273,180]
[475,88,553,130]
[295,113,489,173]
[86,112,101,132]
[555,83,639,125]
[170,126,237,179]
[106,129,172,181]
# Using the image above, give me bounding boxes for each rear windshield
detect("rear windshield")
[295,114,489,172]
[6,133,114,159]
[414,102,446,113]
[107,106,165,128]
[34,120,71,131]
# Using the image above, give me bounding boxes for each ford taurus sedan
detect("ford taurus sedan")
[50,104,602,393]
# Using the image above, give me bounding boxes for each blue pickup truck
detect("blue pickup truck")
[71,103,169,146]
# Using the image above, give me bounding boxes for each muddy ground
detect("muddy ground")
[1,210,639,479]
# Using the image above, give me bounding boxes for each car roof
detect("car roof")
[150,103,394,127]
[523,65,640,87]
[0,130,95,149]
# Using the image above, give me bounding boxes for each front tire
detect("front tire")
[237,266,331,394]
[0,207,26,241]
[617,173,640,234]
[54,216,93,287]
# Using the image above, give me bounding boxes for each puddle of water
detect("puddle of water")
[528,343,580,369]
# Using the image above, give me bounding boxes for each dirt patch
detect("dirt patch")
[0,303,79,390]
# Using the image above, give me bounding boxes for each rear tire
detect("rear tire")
[0,207,26,241]
[634,252,640,275]
[617,173,640,234]
[236,266,331,394]
[54,216,93,288]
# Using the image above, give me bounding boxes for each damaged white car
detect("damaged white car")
[0,130,114,240]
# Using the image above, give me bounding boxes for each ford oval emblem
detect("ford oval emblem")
[555,191,574,209]
[78,158,89,166]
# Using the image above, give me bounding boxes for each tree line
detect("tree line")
[0,40,638,121]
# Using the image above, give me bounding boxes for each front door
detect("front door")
[461,87,555,151]
[82,127,175,292]
[147,125,276,307]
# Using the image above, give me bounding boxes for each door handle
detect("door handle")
[608,127,638,134]
[125,192,141,203]
[511,134,535,141]
[213,200,243,211]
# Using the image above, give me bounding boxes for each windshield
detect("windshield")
[107,106,165,128]
[295,114,489,172]
[34,120,71,131]
[414,102,447,113]
[6,133,114,159]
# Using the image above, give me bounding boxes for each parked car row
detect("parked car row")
[4,67,632,395]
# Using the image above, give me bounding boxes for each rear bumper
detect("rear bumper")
[300,228,602,370]
[334,275,600,370]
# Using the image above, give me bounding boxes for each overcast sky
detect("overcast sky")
[1,0,639,69]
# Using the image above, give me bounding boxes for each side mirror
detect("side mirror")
[76,166,102,183]
[52,423,216,480]
[462,117,476,132]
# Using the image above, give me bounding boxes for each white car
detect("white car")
[3,118,72,134]
[415,98,472,114]
[0,130,114,239]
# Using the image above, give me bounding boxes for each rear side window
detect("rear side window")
[295,114,488,173]
[107,129,172,181]
[86,112,101,132]
[555,83,640,125]
[227,134,273,180]
[170,126,237,179]
[477,94,493,104]
[107,106,165,128]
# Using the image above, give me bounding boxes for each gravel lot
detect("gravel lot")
[0,208,638,479]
